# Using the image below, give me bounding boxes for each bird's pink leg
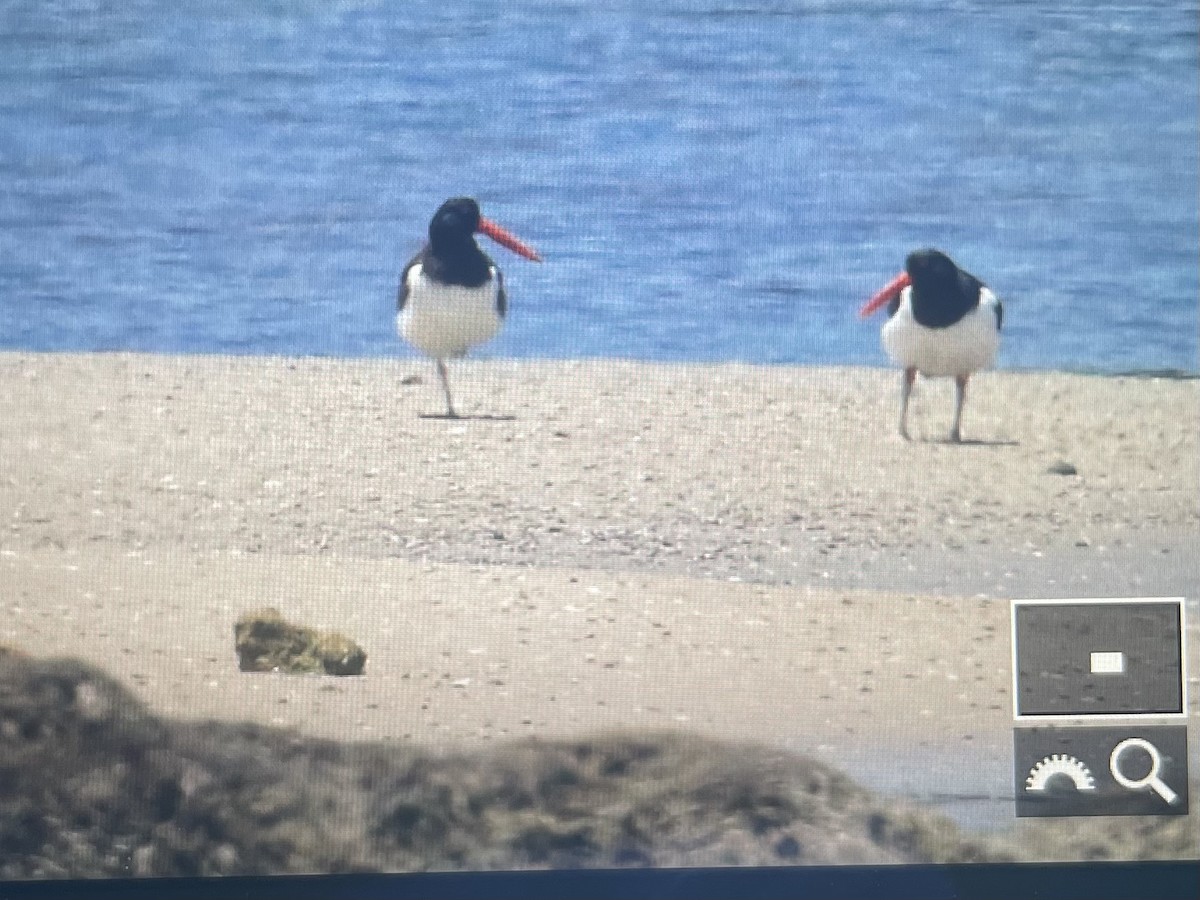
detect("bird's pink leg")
[899,367,916,440]
[436,358,458,418]
[950,373,968,443]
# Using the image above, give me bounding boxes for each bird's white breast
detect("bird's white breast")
[397,265,502,359]
[882,287,1001,377]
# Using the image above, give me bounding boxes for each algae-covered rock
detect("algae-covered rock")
[234,607,366,676]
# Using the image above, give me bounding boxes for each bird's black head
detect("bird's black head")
[904,248,960,291]
[903,248,989,329]
[428,197,482,249]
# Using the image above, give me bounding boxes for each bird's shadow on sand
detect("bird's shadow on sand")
[921,436,1020,447]
[418,413,517,422]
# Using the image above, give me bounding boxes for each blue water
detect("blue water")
[1,0,1196,372]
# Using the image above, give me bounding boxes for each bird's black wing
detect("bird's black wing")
[994,296,1003,331]
[397,247,427,311]
[495,269,507,318]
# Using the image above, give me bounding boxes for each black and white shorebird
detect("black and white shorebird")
[859,249,1002,442]
[397,197,541,418]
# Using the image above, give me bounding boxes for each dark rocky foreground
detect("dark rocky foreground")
[0,653,1192,879]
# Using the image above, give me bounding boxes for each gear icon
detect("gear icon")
[1026,754,1097,792]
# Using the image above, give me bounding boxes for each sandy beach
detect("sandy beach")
[1,351,1197,852]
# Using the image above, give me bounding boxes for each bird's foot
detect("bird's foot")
[948,427,962,443]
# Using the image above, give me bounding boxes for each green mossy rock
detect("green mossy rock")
[234,607,366,676]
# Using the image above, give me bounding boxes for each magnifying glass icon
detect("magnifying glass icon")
[1109,738,1179,805]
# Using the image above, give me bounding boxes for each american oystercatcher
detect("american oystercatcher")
[859,249,1002,442]
[397,197,541,417]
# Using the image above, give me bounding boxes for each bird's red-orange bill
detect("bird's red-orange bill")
[477,217,542,262]
[859,271,912,318]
